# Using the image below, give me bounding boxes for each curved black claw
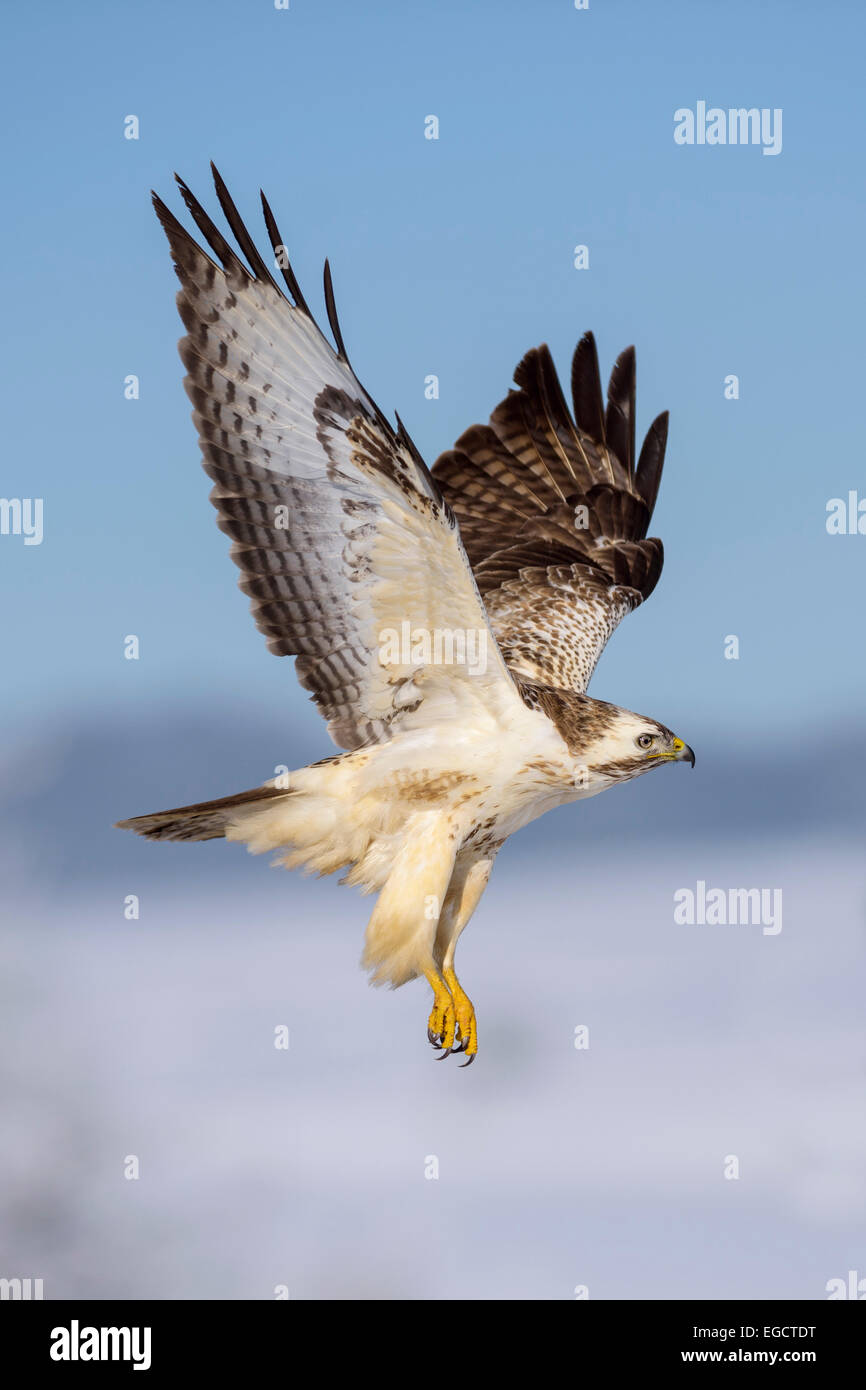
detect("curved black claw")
[435,1047,452,1061]
[427,1028,441,1047]
[459,1053,475,1068]
[452,1036,469,1053]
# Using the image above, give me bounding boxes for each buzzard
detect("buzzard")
[117,166,695,1064]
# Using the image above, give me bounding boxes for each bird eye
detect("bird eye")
[636,733,654,749]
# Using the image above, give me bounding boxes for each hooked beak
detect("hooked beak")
[671,736,695,768]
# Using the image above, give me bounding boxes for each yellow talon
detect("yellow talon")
[425,968,453,1050]
[425,967,477,1062]
[444,967,478,1062]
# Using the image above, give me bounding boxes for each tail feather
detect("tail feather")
[115,785,289,842]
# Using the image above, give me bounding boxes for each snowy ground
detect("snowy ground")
[2,831,864,1299]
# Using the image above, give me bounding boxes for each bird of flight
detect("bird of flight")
[117,166,695,1065]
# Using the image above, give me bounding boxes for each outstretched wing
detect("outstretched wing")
[431,337,668,694]
[153,165,523,750]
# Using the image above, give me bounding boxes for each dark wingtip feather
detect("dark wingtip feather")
[259,188,313,318]
[605,346,636,475]
[152,186,222,279]
[571,331,606,443]
[535,343,577,429]
[512,343,547,392]
[152,187,181,229]
[323,259,350,361]
[210,162,279,290]
[151,189,175,233]
[172,172,245,275]
[635,410,669,519]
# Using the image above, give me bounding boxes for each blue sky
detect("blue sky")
[3,0,864,746]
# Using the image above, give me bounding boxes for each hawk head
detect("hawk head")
[528,687,695,789]
[580,702,695,784]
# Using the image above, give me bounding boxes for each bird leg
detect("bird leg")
[422,851,495,1064]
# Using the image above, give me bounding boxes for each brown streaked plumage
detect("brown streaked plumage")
[116,166,695,1064]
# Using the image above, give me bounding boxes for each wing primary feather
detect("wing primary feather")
[323,258,350,362]
[571,331,606,443]
[605,345,636,476]
[259,188,314,318]
[323,263,422,466]
[635,410,669,519]
[320,255,404,449]
[151,190,221,276]
[173,174,246,277]
[210,162,281,292]
[534,346,581,482]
